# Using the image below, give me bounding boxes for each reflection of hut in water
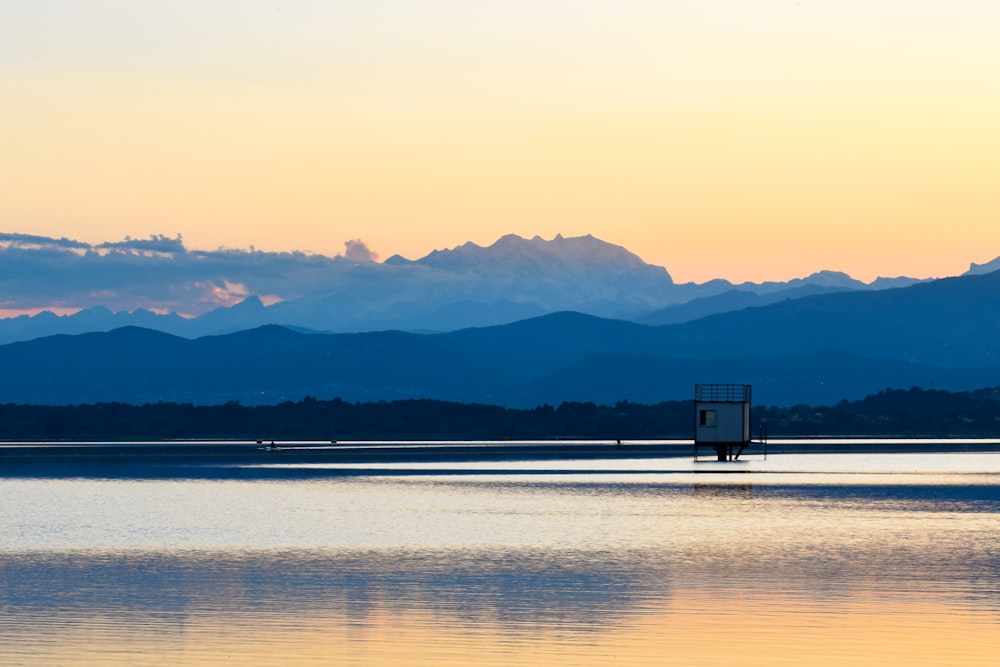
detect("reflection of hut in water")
[694,384,757,461]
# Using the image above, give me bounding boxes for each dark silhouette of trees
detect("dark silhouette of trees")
[1,386,999,440]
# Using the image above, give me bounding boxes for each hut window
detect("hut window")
[700,409,717,427]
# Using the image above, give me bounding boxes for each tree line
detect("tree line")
[1,386,999,440]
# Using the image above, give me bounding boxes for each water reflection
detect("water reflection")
[2,451,1000,665]
[4,547,999,666]
[1,549,665,630]
[692,482,755,498]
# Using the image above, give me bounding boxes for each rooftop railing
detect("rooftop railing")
[694,383,752,403]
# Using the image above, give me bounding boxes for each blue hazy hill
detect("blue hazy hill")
[635,284,853,325]
[0,233,931,343]
[495,351,999,408]
[661,269,1000,367]
[0,267,998,407]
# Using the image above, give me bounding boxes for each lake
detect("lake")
[2,441,999,665]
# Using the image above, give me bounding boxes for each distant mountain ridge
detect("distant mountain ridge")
[390,233,668,280]
[0,233,941,344]
[1,268,998,407]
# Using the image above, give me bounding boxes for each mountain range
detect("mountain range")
[2,232,998,409]
[1,266,998,408]
[0,233,929,344]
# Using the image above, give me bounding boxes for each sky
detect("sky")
[2,1,1000,283]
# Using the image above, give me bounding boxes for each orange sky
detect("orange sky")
[2,1,999,283]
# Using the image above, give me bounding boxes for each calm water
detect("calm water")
[2,444,1000,665]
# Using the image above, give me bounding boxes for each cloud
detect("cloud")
[0,231,356,316]
[344,239,379,262]
[0,306,82,318]
[259,295,283,306]
[97,234,186,255]
[0,232,90,251]
[195,280,251,307]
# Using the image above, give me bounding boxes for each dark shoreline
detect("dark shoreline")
[5,388,1000,443]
